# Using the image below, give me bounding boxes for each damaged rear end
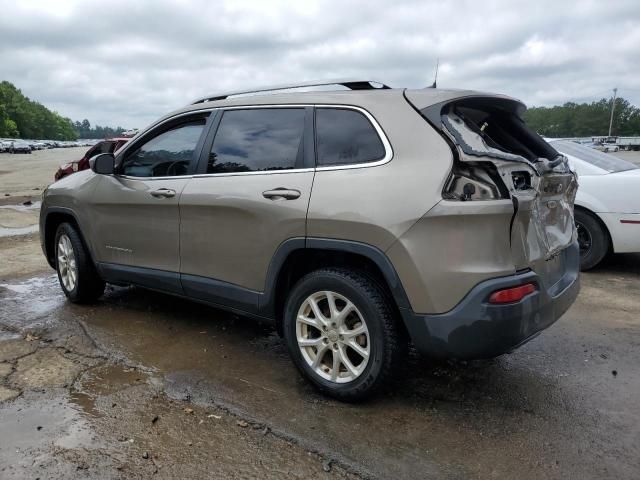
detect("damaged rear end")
[432,96,578,266]
[397,90,580,359]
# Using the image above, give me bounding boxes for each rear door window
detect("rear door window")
[207,108,305,173]
[315,108,385,167]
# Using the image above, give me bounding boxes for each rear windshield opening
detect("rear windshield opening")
[436,99,559,163]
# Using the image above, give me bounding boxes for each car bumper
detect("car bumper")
[400,241,580,359]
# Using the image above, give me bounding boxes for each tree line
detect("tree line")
[0,81,125,140]
[72,119,126,139]
[523,97,640,138]
[2,79,639,141]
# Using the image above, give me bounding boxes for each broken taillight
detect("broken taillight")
[443,162,507,201]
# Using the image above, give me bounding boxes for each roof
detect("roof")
[141,81,525,134]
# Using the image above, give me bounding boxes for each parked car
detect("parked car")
[0,140,12,152]
[9,140,32,154]
[54,138,129,180]
[40,80,579,400]
[589,142,619,153]
[548,139,640,269]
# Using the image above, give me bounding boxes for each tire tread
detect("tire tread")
[284,267,405,401]
[55,223,105,303]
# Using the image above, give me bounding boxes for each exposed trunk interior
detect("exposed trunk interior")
[414,94,578,266]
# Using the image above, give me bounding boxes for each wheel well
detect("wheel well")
[574,205,613,253]
[272,248,404,336]
[43,212,80,268]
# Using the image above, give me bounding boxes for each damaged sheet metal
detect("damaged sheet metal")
[442,111,578,263]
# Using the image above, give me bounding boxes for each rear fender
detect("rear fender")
[439,108,578,267]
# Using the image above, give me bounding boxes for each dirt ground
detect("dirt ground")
[0,147,358,479]
[0,148,87,280]
[1,147,640,479]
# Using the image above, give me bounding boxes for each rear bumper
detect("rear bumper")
[401,241,580,359]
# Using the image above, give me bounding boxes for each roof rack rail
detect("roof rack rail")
[190,79,391,104]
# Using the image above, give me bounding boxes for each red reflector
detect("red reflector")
[489,283,537,304]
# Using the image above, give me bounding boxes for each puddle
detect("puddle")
[0,201,41,212]
[0,275,65,329]
[70,364,152,419]
[0,331,21,341]
[0,391,101,467]
[0,224,38,237]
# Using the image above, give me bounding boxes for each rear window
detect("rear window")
[208,108,305,173]
[427,99,559,163]
[315,108,385,166]
[551,140,637,173]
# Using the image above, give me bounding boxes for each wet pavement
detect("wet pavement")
[1,255,640,479]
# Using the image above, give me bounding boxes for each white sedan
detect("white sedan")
[548,139,640,270]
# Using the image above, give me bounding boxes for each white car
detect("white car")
[549,139,640,269]
[589,142,620,153]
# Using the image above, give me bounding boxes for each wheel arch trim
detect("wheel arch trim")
[262,237,413,331]
[42,207,97,268]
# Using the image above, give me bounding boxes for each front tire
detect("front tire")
[55,223,105,303]
[283,268,405,401]
[575,209,609,270]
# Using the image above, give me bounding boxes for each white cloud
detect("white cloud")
[0,0,638,128]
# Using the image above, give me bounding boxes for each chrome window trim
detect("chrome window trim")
[190,168,315,179]
[312,104,393,171]
[119,104,393,180]
[117,175,195,181]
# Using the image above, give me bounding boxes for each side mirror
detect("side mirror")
[90,153,115,175]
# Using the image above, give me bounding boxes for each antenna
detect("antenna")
[430,58,439,88]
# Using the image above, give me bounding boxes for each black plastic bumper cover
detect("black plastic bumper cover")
[401,241,580,359]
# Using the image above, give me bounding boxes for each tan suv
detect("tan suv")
[40,80,579,400]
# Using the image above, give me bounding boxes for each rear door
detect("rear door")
[90,112,211,282]
[179,107,314,304]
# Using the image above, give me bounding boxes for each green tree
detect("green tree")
[524,97,640,137]
[0,80,127,140]
[0,80,78,140]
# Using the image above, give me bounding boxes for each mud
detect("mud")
[0,279,363,479]
[1,147,640,478]
[1,253,639,479]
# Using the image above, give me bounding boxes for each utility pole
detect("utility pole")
[608,87,618,137]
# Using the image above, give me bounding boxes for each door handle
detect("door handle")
[150,188,176,198]
[262,188,301,200]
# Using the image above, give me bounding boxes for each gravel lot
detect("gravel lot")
[0,147,639,479]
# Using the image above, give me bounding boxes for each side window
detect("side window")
[208,108,305,174]
[122,120,205,177]
[315,108,385,166]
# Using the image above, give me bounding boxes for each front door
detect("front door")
[90,114,210,279]
[179,107,314,305]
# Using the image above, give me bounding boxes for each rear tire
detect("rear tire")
[283,268,405,401]
[575,209,609,270]
[55,223,105,303]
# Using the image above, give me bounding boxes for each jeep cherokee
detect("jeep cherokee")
[40,80,579,400]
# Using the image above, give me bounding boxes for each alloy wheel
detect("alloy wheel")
[296,291,370,384]
[57,234,77,291]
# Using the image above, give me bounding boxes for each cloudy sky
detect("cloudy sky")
[1,0,638,129]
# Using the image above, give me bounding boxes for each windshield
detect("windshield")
[551,140,638,173]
